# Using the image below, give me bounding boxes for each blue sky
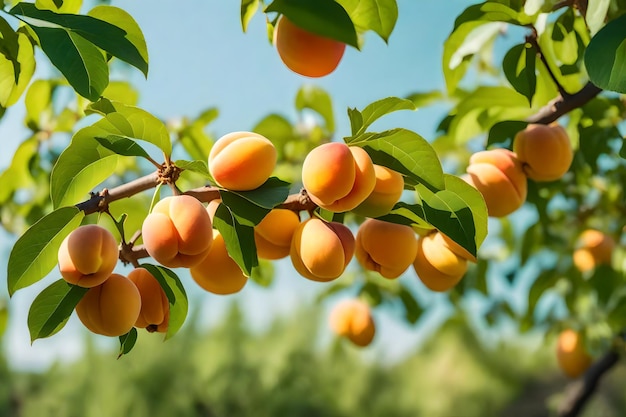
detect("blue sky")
[0,0,485,369]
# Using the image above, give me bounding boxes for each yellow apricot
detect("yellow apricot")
[329,299,375,347]
[75,273,141,337]
[190,230,248,295]
[353,165,404,218]
[290,218,355,282]
[556,329,592,378]
[128,268,169,333]
[513,123,573,182]
[302,143,376,212]
[355,219,417,279]
[274,15,346,78]
[58,225,119,288]
[413,231,468,292]
[141,195,213,268]
[209,131,277,191]
[465,149,527,217]
[573,229,615,272]
[254,209,301,260]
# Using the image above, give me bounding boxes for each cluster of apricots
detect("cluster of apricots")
[556,329,593,378]
[573,229,615,273]
[463,123,573,217]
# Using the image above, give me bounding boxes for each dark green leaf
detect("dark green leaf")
[228,177,291,209]
[8,207,84,296]
[213,204,258,276]
[94,135,151,159]
[527,270,559,316]
[487,120,528,147]
[585,13,626,93]
[503,43,537,105]
[265,0,359,48]
[220,190,271,227]
[28,279,88,342]
[347,107,364,136]
[117,327,138,358]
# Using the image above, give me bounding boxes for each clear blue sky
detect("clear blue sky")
[1,0,483,370]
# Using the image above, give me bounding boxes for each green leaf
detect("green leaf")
[117,327,138,358]
[213,204,257,276]
[250,259,274,287]
[443,174,488,252]
[452,2,525,28]
[175,159,212,179]
[503,43,537,105]
[140,264,188,341]
[8,207,84,296]
[585,13,626,94]
[241,0,260,31]
[347,107,364,136]
[295,85,335,132]
[349,97,416,137]
[0,136,38,204]
[35,0,82,13]
[586,0,610,35]
[27,279,88,342]
[405,90,444,108]
[220,190,271,227]
[0,301,8,338]
[0,18,36,107]
[527,270,559,316]
[398,286,422,324]
[50,126,119,208]
[335,0,398,42]
[552,9,579,66]
[487,120,528,147]
[229,177,291,209]
[347,128,445,191]
[253,113,294,159]
[94,135,152,159]
[265,0,359,48]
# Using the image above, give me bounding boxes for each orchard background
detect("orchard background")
[1,0,626,415]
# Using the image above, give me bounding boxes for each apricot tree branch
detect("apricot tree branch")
[526,82,602,125]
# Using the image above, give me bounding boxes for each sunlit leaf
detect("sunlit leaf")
[295,85,335,132]
[348,97,415,136]
[94,135,152,159]
[175,160,212,179]
[336,0,398,42]
[241,0,260,31]
[0,17,36,107]
[213,204,257,276]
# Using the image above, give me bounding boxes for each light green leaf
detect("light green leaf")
[350,97,415,136]
[405,90,444,108]
[175,160,212,179]
[0,18,36,107]
[0,136,38,203]
[35,0,82,13]
[118,327,138,358]
[0,301,8,338]
[140,264,188,340]
[253,113,294,159]
[398,286,422,324]
[250,259,274,287]
[8,207,85,296]
[335,0,398,42]
[213,204,257,276]
[347,128,445,191]
[265,0,359,48]
[295,85,335,132]
[586,0,610,35]
[28,279,88,342]
[585,13,626,94]
[24,80,54,130]
[241,0,260,32]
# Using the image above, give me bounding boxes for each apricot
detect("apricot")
[141,195,213,268]
[75,273,141,337]
[573,229,615,272]
[513,123,573,182]
[464,149,527,217]
[274,15,346,78]
[208,131,277,191]
[329,299,375,347]
[302,143,376,212]
[290,217,355,282]
[190,230,248,295]
[355,219,417,279]
[413,231,468,292]
[353,165,404,218]
[556,329,592,378]
[128,268,169,333]
[58,225,119,288]
[254,209,301,260]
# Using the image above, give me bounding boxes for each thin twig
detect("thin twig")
[527,82,602,125]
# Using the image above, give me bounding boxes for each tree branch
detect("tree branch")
[527,82,602,125]
[557,350,621,417]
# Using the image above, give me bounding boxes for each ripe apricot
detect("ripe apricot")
[353,165,404,218]
[513,123,573,182]
[464,149,527,217]
[254,209,301,260]
[190,230,248,295]
[58,224,119,288]
[302,143,376,212]
[142,195,213,268]
[128,268,169,333]
[209,131,277,191]
[573,229,615,272]
[556,329,592,378]
[290,218,355,282]
[329,299,375,347]
[413,231,468,292]
[75,273,141,337]
[355,219,417,279]
[274,15,346,78]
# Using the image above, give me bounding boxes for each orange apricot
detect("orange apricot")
[355,218,417,279]
[302,143,376,212]
[464,149,527,217]
[353,165,404,218]
[413,231,468,292]
[513,123,573,182]
[254,209,301,260]
[141,195,213,268]
[208,131,277,191]
[128,268,169,333]
[274,15,346,78]
[190,230,248,295]
[58,224,119,288]
[290,218,355,282]
[329,299,375,347]
[556,329,592,378]
[75,273,141,337]
[573,229,615,272]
